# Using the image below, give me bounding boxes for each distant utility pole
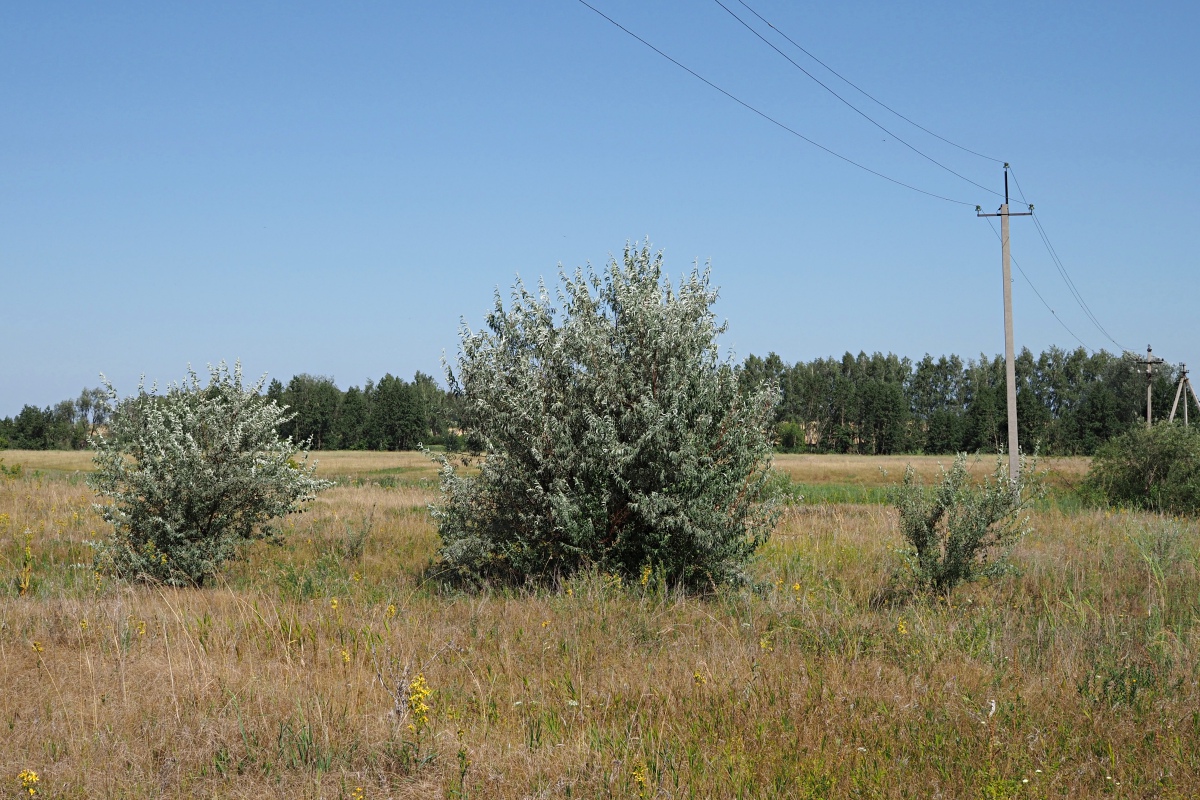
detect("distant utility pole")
[1169,363,1198,425]
[978,166,1032,485]
[1138,345,1166,427]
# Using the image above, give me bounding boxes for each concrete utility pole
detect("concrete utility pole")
[1169,363,1198,425]
[978,166,1032,485]
[1138,346,1166,427]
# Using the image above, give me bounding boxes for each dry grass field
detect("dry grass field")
[0,449,1090,490]
[0,449,444,481]
[2,451,1198,798]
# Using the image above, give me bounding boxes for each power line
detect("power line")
[712,0,1003,199]
[734,0,1005,164]
[1031,213,1124,348]
[715,1,1123,355]
[575,0,980,206]
[1007,167,1129,352]
[577,0,1134,358]
[983,216,1094,353]
[723,0,1128,356]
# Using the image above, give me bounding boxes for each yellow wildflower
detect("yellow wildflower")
[632,761,649,798]
[19,769,39,796]
[19,535,33,596]
[31,642,43,654]
[897,618,909,635]
[407,673,432,730]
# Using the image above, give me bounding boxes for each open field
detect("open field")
[2,455,1199,798]
[770,454,1090,507]
[0,449,445,482]
[771,453,1090,489]
[0,449,1091,487]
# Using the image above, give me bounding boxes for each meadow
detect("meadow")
[1,451,1197,798]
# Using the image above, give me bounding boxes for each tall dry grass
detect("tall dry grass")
[1,463,1198,798]
[0,449,444,482]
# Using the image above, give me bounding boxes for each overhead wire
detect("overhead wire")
[1030,213,1126,351]
[733,0,1005,165]
[575,0,979,206]
[719,0,1133,356]
[577,0,1133,357]
[712,0,1003,199]
[982,216,1093,353]
[1007,167,1130,352]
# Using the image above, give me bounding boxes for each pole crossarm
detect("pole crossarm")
[1137,345,1166,426]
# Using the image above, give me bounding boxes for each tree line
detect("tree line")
[0,373,464,452]
[1,347,1182,455]
[263,372,465,451]
[0,388,112,450]
[742,346,1178,456]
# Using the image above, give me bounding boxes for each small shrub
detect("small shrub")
[1083,422,1200,515]
[431,242,780,591]
[341,514,373,561]
[88,362,332,586]
[889,454,1036,594]
[776,421,804,453]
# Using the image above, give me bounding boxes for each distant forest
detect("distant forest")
[747,347,1179,456]
[0,372,466,453]
[0,347,1183,456]
[263,373,464,452]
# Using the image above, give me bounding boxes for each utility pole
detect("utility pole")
[1169,363,1198,425]
[978,165,1032,485]
[1137,345,1165,427]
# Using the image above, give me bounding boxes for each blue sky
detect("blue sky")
[3,1,1197,414]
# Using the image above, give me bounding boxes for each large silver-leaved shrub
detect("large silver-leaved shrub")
[89,362,332,586]
[432,243,780,590]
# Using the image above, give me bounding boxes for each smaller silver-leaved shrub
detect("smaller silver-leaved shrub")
[89,362,332,586]
[889,454,1038,595]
